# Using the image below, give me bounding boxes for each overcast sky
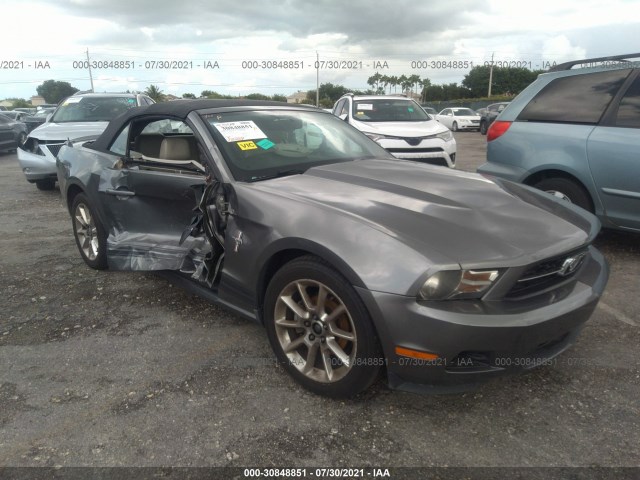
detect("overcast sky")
[1,0,639,100]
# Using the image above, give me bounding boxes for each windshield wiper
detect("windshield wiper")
[251,168,308,182]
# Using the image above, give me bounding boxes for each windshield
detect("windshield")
[453,108,476,116]
[352,99,431,122]
[51,97,138,123]
[203,109,392,182]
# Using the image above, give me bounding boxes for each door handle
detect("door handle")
[105,188,135,197]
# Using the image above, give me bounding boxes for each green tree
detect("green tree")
[367,72,384,93]
[408,74,421,97]
[245,93,270,100]
[306,82,348,106]
[36,80,79,104]
[200,90,234,99]
[462,65,543,97]
[6,98,32,108]
[271,94,287,103]
[182,93,196,99]
[144,84,165,102]
[419,78,432,103]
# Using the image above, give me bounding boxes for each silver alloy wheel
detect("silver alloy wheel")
[274,279,357,383]
[74,203,99,261]
[546,190,572,202]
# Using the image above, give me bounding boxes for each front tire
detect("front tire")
[533,177,593,212]
[451,121,458,132]
[264,256,381,398]
[480,121,488,135]
[71,193,107,269]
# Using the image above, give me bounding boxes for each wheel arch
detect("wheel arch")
[255,239,367,325]
[523,168,598,213]
[65,182,85,215]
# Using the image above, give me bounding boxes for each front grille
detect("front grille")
[387,147,444,153]
[42,143,65,158]
[506,247,588,299]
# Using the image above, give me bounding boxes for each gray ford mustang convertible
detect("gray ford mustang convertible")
[57,100,609,398]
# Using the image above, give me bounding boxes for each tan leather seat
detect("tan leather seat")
[159,137,193,160]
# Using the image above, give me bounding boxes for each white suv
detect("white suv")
[332,94,456,168]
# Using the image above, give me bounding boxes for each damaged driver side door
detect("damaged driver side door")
[98,118,211,271]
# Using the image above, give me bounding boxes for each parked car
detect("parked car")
[421,106,437,116]
[22,107,55,133]
[57,99,608,398]
[36,103,58,111]
[479,102,510,135]
[479,53,640,232]
[332,94,456,168]
[0,110,30,122]
[434,107,481,131]
[0,113,28,152]
[13,107,37,115]
[18,92,154,190]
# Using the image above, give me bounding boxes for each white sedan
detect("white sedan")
[435,107,481,132]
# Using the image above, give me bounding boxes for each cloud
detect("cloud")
[54,0,485,44]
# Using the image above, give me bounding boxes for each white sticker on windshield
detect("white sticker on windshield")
[213,120,267,142]
[62,97,82,106]
[357,103,373,111]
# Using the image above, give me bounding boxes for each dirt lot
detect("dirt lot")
[0,132,638,471]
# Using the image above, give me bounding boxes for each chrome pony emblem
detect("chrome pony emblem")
[558,252,586,277]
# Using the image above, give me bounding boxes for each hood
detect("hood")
[352,119,447,137]
[29,121,109,141]
[251,159,595,267]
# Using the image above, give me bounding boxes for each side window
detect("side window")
[517,69,632,124]
[614,76,640,128]
[109,125,130,156]
[333,99,345,115]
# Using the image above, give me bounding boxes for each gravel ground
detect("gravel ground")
[0,133,638,471]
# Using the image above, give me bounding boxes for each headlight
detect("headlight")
[418,269,500,301]
[363,132,390,142]
[436,130,453,141]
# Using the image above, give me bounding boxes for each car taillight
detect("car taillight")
[487,121,512,142]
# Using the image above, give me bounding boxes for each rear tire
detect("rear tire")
[264,256,381,398]
[35,179,55,191]
[533,177,593,212]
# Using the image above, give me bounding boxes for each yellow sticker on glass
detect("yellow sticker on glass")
[237,141,258,150]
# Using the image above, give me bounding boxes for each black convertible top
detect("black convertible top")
[91,99,319,152]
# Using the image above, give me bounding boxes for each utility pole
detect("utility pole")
[86,49,94,92]
[316,51,320,107]
[487,52,494,98]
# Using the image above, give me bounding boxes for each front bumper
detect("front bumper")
[377,137,457,168]
[357,245,609,393]
[456,121,480,130]
[17,144,60,181]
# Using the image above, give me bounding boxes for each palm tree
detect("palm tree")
[144,84,165,102]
